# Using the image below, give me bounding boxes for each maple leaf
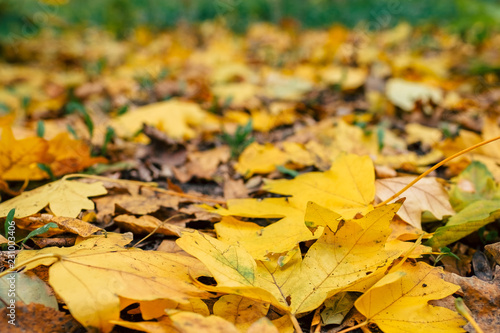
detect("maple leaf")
[375,176,455,229]
[0,126,51,181]
[235,142,288,177]
[0,178,107,218]
[177,203,408,316]
[16,233,211,332]
[212,154,375,259]
[111,99,215,140]
[47,132,107,176]
[355,262,466,333]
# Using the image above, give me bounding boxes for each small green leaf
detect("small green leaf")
[4,208,15,239]
[37,163,55,181]
[116,105,129,116]
[67,124,79,139]
[277,165,299,178]
[101,126,115,156]
[36,120,45,138]
[21,222,58,245]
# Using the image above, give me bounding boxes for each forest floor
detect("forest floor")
[0,22,499,333]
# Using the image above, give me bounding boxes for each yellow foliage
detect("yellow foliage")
[16,233,211,333]
[355,262,466,332]
[0,178,107,218]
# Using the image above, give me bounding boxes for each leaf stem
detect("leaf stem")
[375,134,500,208]
[133,214,185,248]
[288,313,303,333]
[337,320,368,333]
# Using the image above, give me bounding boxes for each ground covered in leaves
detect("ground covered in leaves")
[0,22,500,333]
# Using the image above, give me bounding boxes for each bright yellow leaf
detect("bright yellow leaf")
[355,262,466,333]
[16,233,211,333]
[213,295,270,332]
[0,178,107,218]
[178,203,408,316]
[111,99,211,140]
[0,126,51,181]
[235,142,288,177]
[214,154,375,259]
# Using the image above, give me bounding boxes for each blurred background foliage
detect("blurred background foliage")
[1,0,500,44]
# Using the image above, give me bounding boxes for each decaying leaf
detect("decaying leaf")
[375,176,455,229]
[444,267,500,332]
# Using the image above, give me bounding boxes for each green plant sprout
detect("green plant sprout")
[220,119,255,158]
[3,208,58,249]
[430,246,461,266]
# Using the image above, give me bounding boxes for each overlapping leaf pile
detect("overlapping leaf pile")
[0,21,499,332]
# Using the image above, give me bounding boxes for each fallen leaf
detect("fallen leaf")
[386,78,443,111]
[444,267,500,332]
[426,200,500,249]
[166,310,240,333]
[213,295,269,331]
[449,161,500,212]
[320,292,358,325]
[112,99,212,140]
[247,317,279,333]
[0,302,82,333]
[47,132,107,176]
[235,142,288,177]
[355,262,466,333]
[114,214,188,237]
[94,185,179,220]
[0,179,107,218]
[0,272,58,310]
[16,233,210,332]
[375,176,455,229]
[24,214,102,237]
[178,203,407,315]
[213,154,375,259]
[0,126,51,181]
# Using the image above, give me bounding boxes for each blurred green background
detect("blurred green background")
[1,0,500,41]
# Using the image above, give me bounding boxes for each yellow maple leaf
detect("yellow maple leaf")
[355,262,466,333]
[0,127,51,181]
[111,99,213,140]
[0,178,107,218]
[178,203,408,317]
[47,132,107,176]
[15,233,211,333]
[235,142,289,177]
[213,154,375,259]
